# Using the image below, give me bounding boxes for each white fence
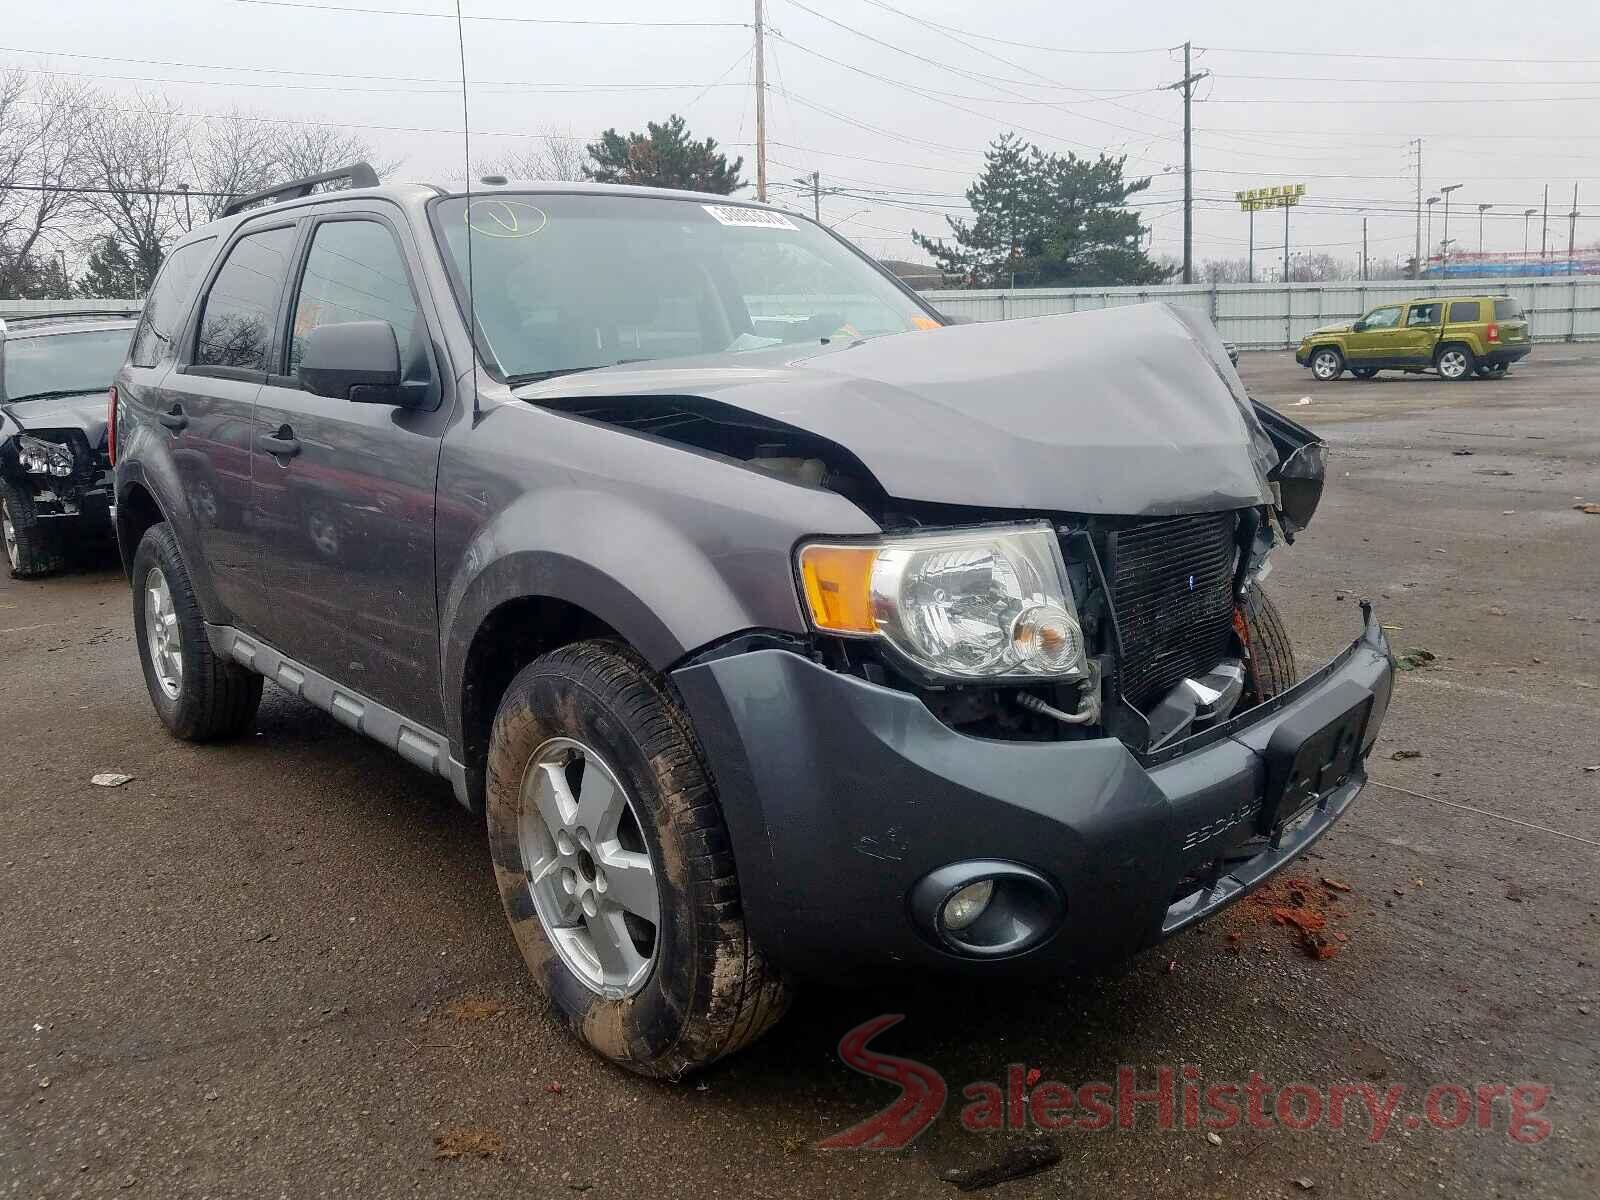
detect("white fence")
[0,299,142,318]
[924,277,1600,350]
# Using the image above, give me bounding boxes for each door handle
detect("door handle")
[259,426,301,460]
[157,405,188,432]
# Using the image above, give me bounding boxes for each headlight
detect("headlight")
[797,522,1088,681]
[16,435,74,478]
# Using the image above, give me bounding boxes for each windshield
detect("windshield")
[4,328,131,402]
[432,193,937,380]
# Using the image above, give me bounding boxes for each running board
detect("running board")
[205,624,472,810]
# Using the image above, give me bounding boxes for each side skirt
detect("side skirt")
[205,624,473,810]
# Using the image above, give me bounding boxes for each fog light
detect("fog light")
[941,880,994,931]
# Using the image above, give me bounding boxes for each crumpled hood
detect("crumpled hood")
[2,391,108,448]
[1305,321,1353,337]
[519,302,1278,516]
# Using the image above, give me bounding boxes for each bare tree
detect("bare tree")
[81,92,187,290]
[484,126,587,182]
[0,73,95,297]
[270,125,400,185]
[188,109,283,222]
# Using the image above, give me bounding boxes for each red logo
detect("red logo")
[815,1015,947,1150]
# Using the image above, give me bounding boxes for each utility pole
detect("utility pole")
[808,171,820,222]
[1165,42,1209,285]
[1283,201,1290,282]
[178,182,192,232]
[1426,195,1439,274]
[1523,208,1536,266]
[754,0,767,203]
[1411,138,1422,279]
[1440,183,1462,269]
[1478,203,1492,264]
[1568,183,1579,275]
[1541,184,1549,261]
[1362,216,1368,281]
[1247,207,1254,283]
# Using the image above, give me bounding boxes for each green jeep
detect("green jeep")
[1295,294,1531,382]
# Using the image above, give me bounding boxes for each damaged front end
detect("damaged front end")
[523,303,1333,759]
[1,417,114,523]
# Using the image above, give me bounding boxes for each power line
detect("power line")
[1198,44,1600,65]
[853,0,1169,55]
[222,0,749,26]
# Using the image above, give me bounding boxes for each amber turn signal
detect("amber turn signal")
[797,544,878,635]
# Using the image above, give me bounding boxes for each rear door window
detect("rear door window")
[129,238,215,368]
[1494,299,1524,320]
[1447,300,1481,323]
[194,226,297,373]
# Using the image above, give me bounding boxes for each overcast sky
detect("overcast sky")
[12,0,1600,274]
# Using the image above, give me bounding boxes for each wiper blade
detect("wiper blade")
[503,366,606,386]
[5,388,102,402]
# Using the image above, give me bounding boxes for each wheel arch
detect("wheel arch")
[114,478,167,580]
[445,565,675,813]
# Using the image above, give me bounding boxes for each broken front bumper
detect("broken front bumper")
[672,608,1393,980]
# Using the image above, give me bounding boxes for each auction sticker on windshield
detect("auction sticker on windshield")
[702,205,797,230]
[467,199,548,238]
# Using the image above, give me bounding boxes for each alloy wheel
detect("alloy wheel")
[1312,351,1340,380]
[517,737,660,998]
[144,566,183,699]
[1,499,17,571]
[1438,349,1469,379]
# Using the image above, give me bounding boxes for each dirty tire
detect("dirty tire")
[131,522,262,741]
[1350,366,1380,380]
[1244,587,1298,701]
[1,476,64,579]
[486,640,791,1079]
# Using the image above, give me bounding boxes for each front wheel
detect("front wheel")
[131,523,263,741]
[1,476,64,579]
[486,640,790,1078]
[1309,348,1344,381]
[1436,345,1475,381]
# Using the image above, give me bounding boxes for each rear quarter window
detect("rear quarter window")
[1494,299,1524,320]
[129,238,216,368]
[1448,300,1481,323]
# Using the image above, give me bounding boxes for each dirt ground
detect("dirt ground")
[2,346,1597,1198]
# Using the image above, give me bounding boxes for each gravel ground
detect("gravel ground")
[2,346,1597,1199]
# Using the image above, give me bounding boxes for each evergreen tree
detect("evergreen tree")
[75,237,144,299]
[914,133,1171,288]
[583,114,745,194]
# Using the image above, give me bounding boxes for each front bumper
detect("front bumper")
[1295,345,1311,365]
[672,608,1394,979]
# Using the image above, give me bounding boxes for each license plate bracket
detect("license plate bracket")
[1258,680,1374,833]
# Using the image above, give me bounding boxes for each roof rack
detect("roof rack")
[220,162,380,218]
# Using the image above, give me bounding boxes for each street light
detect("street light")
[1477,203,1493,261]
[1523,208,1537,264]
[1440,183,1463,266]
[1426,196,1440,274]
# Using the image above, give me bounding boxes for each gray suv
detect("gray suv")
[112,164,1394,1077]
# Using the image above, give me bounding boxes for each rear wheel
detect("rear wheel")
[132,523,262,741]
[1309,348,1344,381]
[1244,588,1298,702]
[486,640,790,1078]
[1,477,64,579]
[1350,366,1380,380]
[1436,344,1475,381]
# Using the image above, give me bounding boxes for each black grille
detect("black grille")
[1109,511,1238,709]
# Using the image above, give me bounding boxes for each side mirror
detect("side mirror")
[1351,319,1367,332]
[299,321,405,404]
